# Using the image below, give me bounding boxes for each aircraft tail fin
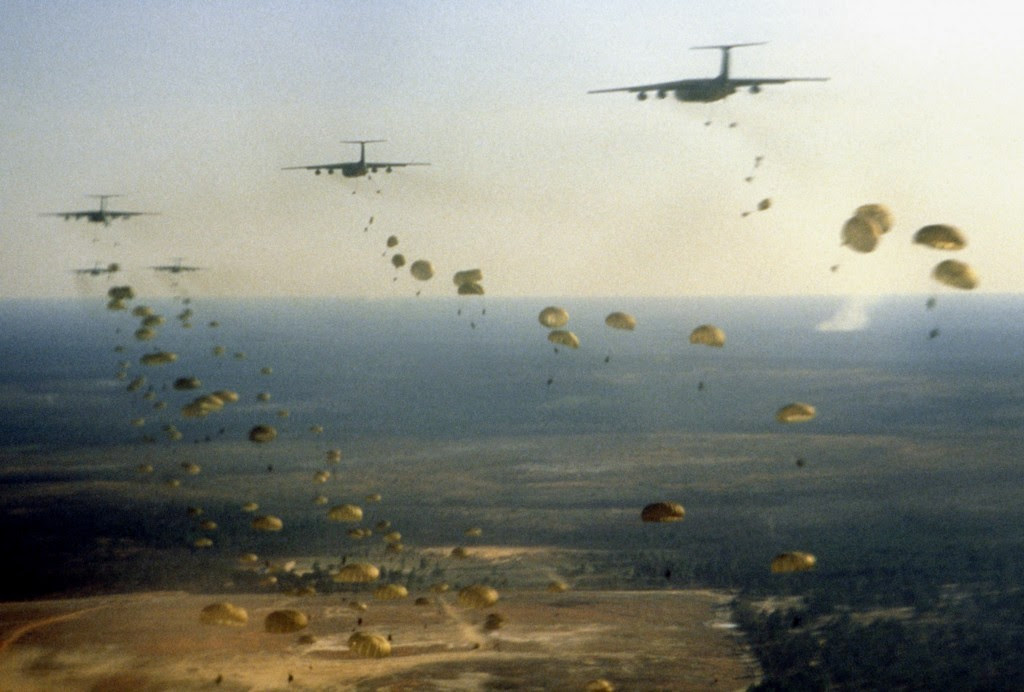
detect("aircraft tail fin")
[341,140,386,164]
[691,42,767,79]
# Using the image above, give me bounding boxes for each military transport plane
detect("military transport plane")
[150,258,203,274]
[282,140,429,177]
[42,195,158,225]
[72,262,120,277]
[588,42,828,103]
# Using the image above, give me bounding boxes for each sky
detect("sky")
[2,0,1022,298]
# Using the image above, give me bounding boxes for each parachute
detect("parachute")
[538,306,569,329]
[107,285,135,301]
[391,253,406,269]
[775,402,817,423]
[914,224,966,250]
[771,551,817,573]
[326,449,342,464]
[251,515,284,532]
[373,584,409,600]
[547,580,569,593]
[457,282,485,296]
[212,389,239,403]
[854,204,894,234]
[313,470,331,483]
[689,324,725,347]
[458,584,499,608]
[453,269,483,286]
[841,215,881,253]
[248,424,277,443]
[464,527,483,537]
[410,260,435,281]
[240,502,259,513]
[327,504,363,522]
[347,631,391,658]
[264,609,309,634]
[193,537,213,548]
[333,562,380,583]
[386,235,399,248]
[200,602,248,626]
[932,259,979,290]
[172,376,202,391]
[605,312,637,331]
[140,351,177,366]
[547,330,580,349]
[641,501,685,523]
[134,327,157,341]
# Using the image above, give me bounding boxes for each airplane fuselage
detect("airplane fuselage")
[314,163,395,178]
[642,80,738,103]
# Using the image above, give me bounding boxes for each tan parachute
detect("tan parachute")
[689,324,725,347]
[248,424,277,443]
[605,312,637,331]
[771,551,817,573]
[841,215,881,253]
[547,330,580,349]
[641,501,686,523]
[333,562,380,583]
[775,402,817,423]
[854,204,894,234]
[932,259,979,290]
[200,602,248,626]
[458,584,500,608]
[538,306,569,328]
[347,631,392,658]
[327,504,363,522]
[453,269,483,286]
[264,609,308,633]
[410,259,435,281]
[914,224,967,250]
[251,515,284,532]
[373,584,409,600]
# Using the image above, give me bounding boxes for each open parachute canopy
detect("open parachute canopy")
[348,631,391,658]
[771,551,817,573]
[689,324,725,347]
[641,501,686,523]
[605,311,637,331]
[775,402,817,423]
[915,225,967,251]
[547,330,580,349]
[932,259,979,290]
[538,306,569,329]
[841,215,881,253]
[854,203,894,234]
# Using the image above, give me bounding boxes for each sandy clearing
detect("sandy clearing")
[0,589,759,691]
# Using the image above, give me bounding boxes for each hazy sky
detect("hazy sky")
[3,1,1022,298]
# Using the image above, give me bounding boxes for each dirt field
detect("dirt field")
[0,589,758,691]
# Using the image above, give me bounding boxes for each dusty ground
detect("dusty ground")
[0,588,758,691]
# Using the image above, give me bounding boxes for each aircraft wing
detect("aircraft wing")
[41,211,91,219]
[588,78,707,94]
[727,77,829,87]
[281,163,346,171]
[366,161,430,168]
[107,211,157,218]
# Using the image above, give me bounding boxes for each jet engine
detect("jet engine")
[749,84,761,94]
[636,91,648,101]
[657,90,667,99]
